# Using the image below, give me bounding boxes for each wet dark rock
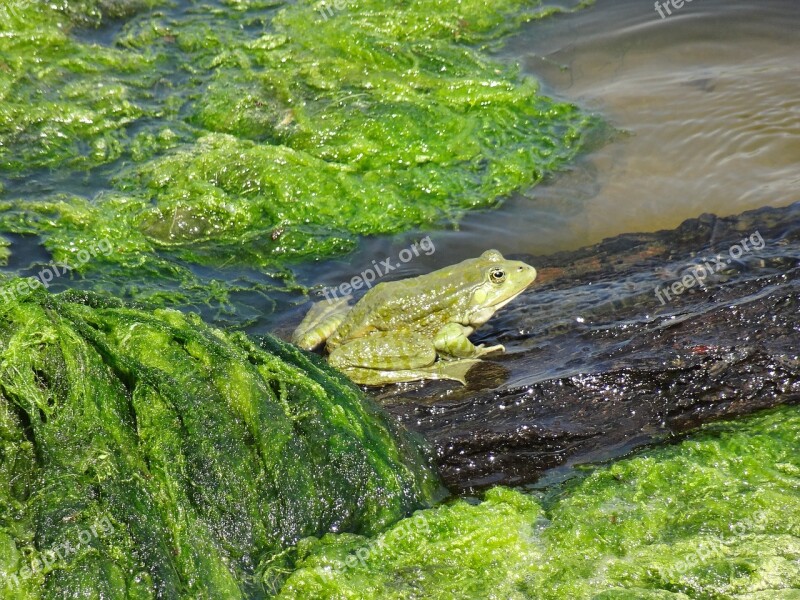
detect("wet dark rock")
[379,202,800,493]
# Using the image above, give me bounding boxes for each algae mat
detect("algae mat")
[0,284,440,598]
[279,405,800,599]
[0,0,595,312]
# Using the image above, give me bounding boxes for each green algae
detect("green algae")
[0,0,597,310]
[0,0,163,172]
[0,282,441,598]
[277,405,800,599]
[0,235,9,265]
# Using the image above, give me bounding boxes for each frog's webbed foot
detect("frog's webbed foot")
[428,358,481,384]
[434,323,505,359]
[291,295,352,350]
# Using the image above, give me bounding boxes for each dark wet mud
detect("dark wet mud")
[378,202,800,493]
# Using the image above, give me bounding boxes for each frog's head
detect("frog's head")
[465,249,537,326]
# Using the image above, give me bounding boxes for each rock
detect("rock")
[0,288,440,596]
[380,202,800,492]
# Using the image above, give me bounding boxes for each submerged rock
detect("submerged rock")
[380,202,800,492]
[0,288,440,597]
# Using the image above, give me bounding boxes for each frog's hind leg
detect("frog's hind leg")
[328,331,479,385]
[343,359,481,386]
[291,296,352,350]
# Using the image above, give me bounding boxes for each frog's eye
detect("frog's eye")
[489,268,506,284]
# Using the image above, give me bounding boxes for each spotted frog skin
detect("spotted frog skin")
[291,250,537,385]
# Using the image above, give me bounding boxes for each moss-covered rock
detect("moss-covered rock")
[278,405,800,599]
[0,282,441,598]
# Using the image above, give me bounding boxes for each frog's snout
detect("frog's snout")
[518,264,537,284]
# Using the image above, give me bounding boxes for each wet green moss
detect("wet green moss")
[0,0,162,172]
[0,236,9,265]
[0,284,440,597]
[0,0,597,309]
[278,406,800,599]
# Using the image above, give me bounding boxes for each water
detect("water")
[3,0,797,334]
[499,0,799,249]
[429,0,800,250]
[270,0,800,333]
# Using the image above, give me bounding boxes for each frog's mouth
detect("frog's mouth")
[487,291,525,313]
[490,294,521,311]
[469,293,523,325]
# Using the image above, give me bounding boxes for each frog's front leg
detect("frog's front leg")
[434,323,504,358]
[328,331,478,385]
[292,296,352,350]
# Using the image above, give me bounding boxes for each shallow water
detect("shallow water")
[276,0,800,322]
[455,0,800,253]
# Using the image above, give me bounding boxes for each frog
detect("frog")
[291,249,537,385]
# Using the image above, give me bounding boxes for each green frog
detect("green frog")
[291,249,537,385]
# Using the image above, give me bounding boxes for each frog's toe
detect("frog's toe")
[476,343,505,356]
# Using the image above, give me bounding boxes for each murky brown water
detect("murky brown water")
[429,0,800,258]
